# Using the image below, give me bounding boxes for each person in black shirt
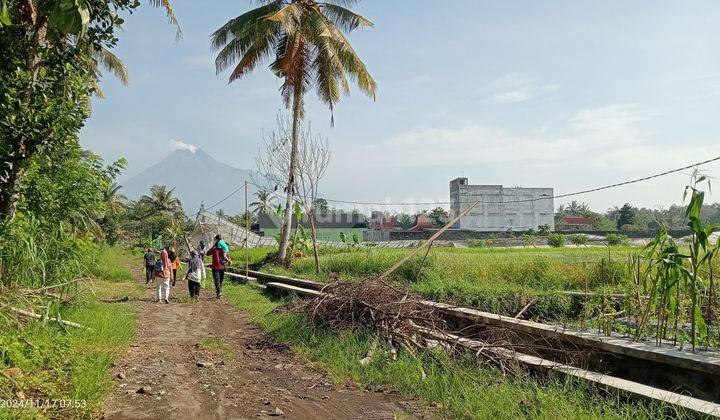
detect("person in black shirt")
[143,247,156,285]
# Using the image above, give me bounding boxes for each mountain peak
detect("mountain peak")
[121,147,256,214]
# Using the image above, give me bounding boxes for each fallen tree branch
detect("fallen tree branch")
[1,305,92,330]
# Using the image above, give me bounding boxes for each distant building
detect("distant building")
[556,216,595,231]
[449,178,554,231]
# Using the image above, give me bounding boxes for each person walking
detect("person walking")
[214,234,230,264]
[143,247,156,285]
[154,246,172,303]
[184,250,205,300]
[207,240,231,299]
[167,246,181,287]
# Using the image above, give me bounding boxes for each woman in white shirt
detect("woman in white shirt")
[184,250,205,300]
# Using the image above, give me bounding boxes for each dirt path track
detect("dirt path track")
[101,281,431,419]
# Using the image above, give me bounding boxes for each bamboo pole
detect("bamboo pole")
[377,199,480,281]
[1,305,91,330]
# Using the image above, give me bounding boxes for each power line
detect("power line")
[200,154,720,211]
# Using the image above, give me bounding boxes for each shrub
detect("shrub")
[547,233,565,248]
[606,233,628,246]
[538,224,551,235]
[467,238,485,248]
[521,234,536,247]
[570,234,589,246]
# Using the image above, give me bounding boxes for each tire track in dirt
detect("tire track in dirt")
[101,279,433,419]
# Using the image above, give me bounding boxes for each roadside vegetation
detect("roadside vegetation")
[0,248,141,419]
[223,282,678,419]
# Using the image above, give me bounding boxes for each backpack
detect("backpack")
[154,259,164,272]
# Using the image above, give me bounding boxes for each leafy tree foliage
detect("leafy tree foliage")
[616,203,636,229]
[396,213,414,230]
[429,207,449,228]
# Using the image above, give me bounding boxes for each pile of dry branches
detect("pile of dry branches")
[292,278,588,371]
[295,279,445,353]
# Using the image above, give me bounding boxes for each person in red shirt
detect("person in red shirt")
[207,242,231,298]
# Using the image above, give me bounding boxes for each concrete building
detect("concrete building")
[450,178,554,231]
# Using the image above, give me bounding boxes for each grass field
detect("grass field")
[230,245,637,319]
[0,248,141,419]
[223,282,679,419]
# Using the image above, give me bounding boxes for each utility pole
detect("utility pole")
[245,180,249,278]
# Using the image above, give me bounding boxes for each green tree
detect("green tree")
[616,203,636,229]
[138,185,183,218]
[229,211,255,230]
[212,0,377,263]
[0,0,179,220]
[314,198,330,214]
[429,207,449,228]
[250,189,275,215]
[396,213,414,230]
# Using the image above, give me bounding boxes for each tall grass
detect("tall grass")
[249,246,635,318]
[0,249,140,418]
[87,246,133,282]
[0,215,87,289]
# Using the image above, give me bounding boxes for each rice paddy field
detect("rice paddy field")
[230,245,638,320]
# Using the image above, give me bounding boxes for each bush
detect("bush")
[521,234,536,247]
[606,234,628,246]
[570,234,589,246]
[547,233,565,248]
[467,238,485,248]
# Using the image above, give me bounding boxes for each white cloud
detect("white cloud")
[368,103,685,172]
[488,74,558,104]
[169,139,198,153]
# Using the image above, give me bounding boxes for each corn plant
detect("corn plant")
[682,174,719,350]
[635,227,684,345]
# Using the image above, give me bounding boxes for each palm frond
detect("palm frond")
[321,0,361,7]
[228,29,280,82]
[264,2,304,33]
[319,3,373,32]
[148,0,183,40]
[210,1,282,52]
[325,24,376,99]
[93,47,129,86]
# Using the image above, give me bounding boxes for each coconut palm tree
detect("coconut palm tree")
[138,185,183,218]
[103,182,127,214]
[211,0,377,263]
[250,189,275,215]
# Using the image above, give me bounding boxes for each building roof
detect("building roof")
[408,213,434,231]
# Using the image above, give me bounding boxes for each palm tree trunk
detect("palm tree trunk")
[277,85,303,263]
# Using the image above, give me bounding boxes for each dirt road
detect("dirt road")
[101,281,431,419]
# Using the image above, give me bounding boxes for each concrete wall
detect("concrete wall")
[450,178,554,232]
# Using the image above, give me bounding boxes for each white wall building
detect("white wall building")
[450,178,554,231]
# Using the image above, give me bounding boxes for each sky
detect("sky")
[80,0,720,214]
